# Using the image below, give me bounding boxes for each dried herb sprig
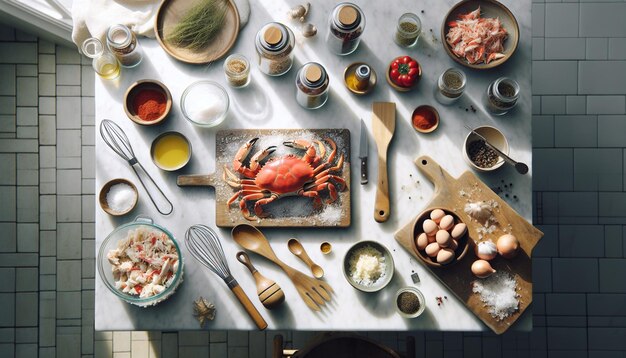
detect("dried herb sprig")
[166,0,228,51]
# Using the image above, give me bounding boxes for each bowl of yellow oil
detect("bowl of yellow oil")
[150,131,192,171]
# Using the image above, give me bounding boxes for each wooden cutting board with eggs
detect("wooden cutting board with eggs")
[394,156,543,335]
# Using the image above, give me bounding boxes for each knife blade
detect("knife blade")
[358,119,368,184]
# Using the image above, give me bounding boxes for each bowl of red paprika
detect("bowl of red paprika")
[124,80,172,126]
[387,55,422,92]
[412,105,439,133]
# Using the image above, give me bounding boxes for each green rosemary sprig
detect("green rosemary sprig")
[166,0,228,51]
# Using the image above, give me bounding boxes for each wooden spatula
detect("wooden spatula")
[371,102,396,222]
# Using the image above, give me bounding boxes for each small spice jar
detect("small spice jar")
[223,54,250,88]
[296,62,330,110]
[435,68,466,105]
[255,22,295,76]
[395,287,425,318]
[394,13,421,48]
[106,24,142,68]
[326,2,365,55]
[483,77,520,115]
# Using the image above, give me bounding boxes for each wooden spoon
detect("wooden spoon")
[287,238,324,279]
[372,102,396,222]
[236,251,285,309]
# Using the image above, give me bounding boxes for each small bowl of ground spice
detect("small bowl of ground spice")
[463,125,509,172]
[412,105,439,133]
[395,286,425,318]
[124,80,172,126]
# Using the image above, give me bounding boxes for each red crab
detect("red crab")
[223,137,347,220]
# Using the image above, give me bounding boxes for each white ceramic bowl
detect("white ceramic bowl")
[343,240,394,293]
[395,286,426,318]
[463,125,509,172]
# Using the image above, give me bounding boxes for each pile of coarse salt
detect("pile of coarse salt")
[472,271,519,321]
[106,183,136,213]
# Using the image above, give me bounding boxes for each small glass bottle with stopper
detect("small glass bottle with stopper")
[106,24,142,67]
[82,37,120,80]
[435,68,466,105]
[483,77,520,115]
[296,62,329,110]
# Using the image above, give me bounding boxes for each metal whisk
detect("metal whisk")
[185,225,267,330]
[99,119,173,215]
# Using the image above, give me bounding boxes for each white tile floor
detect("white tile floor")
[2,3,626,355]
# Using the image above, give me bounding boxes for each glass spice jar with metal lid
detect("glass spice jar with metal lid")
[255,22,295,76]
[296,62,329,110]
[394,13,421,48]
[106,24,142,68]
[223,54,250,88]
[325,2,365,55]
[435,68,466,105]
[483,77,520,115]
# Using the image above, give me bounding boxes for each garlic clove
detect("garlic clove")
[471,259,496,278]
[497,234,519,259]
[430,209,445,224]
[301,23,317,38]
[475,240,497,261]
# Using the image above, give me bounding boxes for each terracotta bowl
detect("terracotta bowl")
[123,80,172,125]
[411,208,470,268]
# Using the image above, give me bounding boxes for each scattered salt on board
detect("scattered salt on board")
[106,183,135,213]
[472,271,519,321]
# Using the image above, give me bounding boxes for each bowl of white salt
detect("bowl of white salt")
[343,240,394,293]
[99,178,138,216]
[180,81,230,128]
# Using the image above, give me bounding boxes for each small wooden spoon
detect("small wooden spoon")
[236,251,285,309]
[287,238,325,279]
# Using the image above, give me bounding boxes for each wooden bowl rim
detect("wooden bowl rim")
[441,0,520,70]
[123,80,172,126]
[385,57,422,92]
[411,208,470,268]
[99,178,139,216]
[412,105,440,134]
[343,62,377,95]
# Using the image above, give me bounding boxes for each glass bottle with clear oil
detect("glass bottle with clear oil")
[82,37,120,80]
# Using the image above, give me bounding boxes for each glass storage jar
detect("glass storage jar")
[255,22,295,76]
[223,54,250,88]
[296,62,329,110]
[82,37,120,80]
[394,13,421,48]
[325,2,365,55]
[483,77,520,115]
[106,24,142,67]
[435,68,466,105]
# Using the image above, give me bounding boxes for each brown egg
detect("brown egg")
[415,232,429,250]
[435,229,452,247]
[425,242,441,258]
[439,215,455,231]
[427,234,436,243]
[448,239,459,251]
[437,248,455,265]
[422,219,438,236]
[451,223,467,239]
[430,209,445,224]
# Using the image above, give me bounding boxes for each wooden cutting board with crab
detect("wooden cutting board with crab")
[178,129,351,228]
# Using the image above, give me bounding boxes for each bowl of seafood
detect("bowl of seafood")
[412,208,470,268]
[97,217,184,307]
[442,0,519,69]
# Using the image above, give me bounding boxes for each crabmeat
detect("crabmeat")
[446,7,507,65]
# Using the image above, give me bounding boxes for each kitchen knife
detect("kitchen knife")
[358,119,368,185]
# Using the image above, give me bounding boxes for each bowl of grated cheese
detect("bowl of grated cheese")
[343,240,394,293]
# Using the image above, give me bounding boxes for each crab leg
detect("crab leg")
[298,189,322,209]
[227,189,264,206]
[304,182,338,204]
[312,174,347,191]
[253,194,279,218]
[233,138,258,177]
[239,192,268,220]
[283,139,317,164]
[248,146,277,174]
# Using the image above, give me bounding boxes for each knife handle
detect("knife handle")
[374,156,390,222]
[360,158,368,185]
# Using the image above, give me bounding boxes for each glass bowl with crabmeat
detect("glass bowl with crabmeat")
[97,217,184,307]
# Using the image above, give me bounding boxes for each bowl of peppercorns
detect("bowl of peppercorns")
[463,125,509,172]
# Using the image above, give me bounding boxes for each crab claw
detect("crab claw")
[233,137,259,173]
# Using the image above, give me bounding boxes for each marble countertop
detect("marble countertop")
[95,0,533,331]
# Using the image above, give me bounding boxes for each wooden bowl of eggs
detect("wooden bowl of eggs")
[412,208,470,267]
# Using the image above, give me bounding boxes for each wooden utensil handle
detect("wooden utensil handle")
[176,174,215,187]
[230,284,268,330]
[236,251,257,274]
[414,156,453,194]
[374,155,390,222]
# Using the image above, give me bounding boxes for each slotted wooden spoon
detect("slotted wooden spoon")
[231,224,333,311]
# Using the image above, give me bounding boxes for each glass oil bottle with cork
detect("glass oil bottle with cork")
[296,62,330,109]
[255,22,295,76]
[325,2,365,55]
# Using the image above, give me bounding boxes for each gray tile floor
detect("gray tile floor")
[2,2,626,355]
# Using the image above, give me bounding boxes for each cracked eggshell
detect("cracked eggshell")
[425,242,441,258]
[439,215,455,231]
[430,209,445,224]
[437,248,455,265]
[422,219,438,236]
[435,230,452,247]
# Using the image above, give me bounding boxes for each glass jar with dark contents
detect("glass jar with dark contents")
[483,77,520,115]
[326,2,365,55]
[296,62,329,110]
[435,68,466,105]
[255,22,295,76]
[106,24,142,68]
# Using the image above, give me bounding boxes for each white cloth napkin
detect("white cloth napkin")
[71,0,250,50]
